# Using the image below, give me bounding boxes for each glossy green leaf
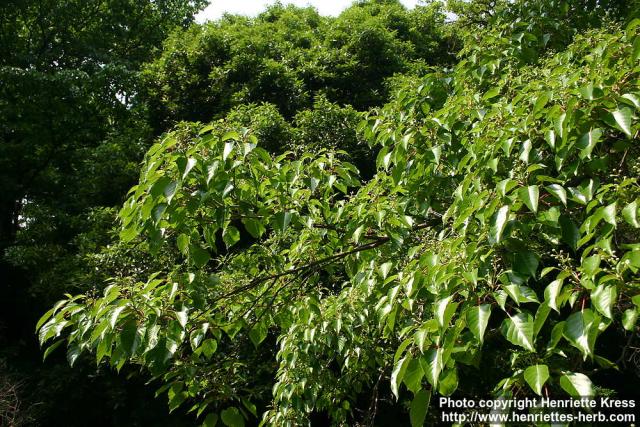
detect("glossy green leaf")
[524,364,549,396]
[518,185,539,213]
[612,107,633,137]
[421,348,443,388]
[622,200,639,228]
[559,216,579,251]
[563,309,597,358]
[490,205,510,244]
[544,279,563,312]
[438,368,458,396]
[591,285,616,319]
[546,184,567,206]
[576,128,602,159]
[501,312,535,352]
[559,372,594,397]
[248,321,268,348]
[466,304,491,344]
[391,355,411,399]
[403,359,424,394]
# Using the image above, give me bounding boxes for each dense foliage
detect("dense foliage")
[0,0,208,425]
[142,0,456,131]
[0,1,456,425]
[35,0,640,426]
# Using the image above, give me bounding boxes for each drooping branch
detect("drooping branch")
[213,220,438,302]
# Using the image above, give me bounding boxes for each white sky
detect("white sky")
[196,0,423,23]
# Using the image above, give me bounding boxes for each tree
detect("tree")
[38,1,640,425]
[0,0,207,425]
[141,0,456,132]
[0,0,207,250]
[0,0,209,303]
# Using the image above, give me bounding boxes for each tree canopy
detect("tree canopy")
[142,0,456,131]
[36,0,640,426]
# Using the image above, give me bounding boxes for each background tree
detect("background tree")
[141,0,456,133]
[0,1,206,425]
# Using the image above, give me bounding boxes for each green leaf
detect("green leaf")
[391,354,411,399]
[200,339,218,358]
[190,323,209,350]
[199,124,214,135]
[576,128,602,159]
[504,283,539,305]
[621,93,640,110]
[421,348,443,389]
[546,184,567,206]
[274,211,292,232]
[513,250,539,278]
[376,146,391,170]
[221,131,239,142]
[120,320,141,356]
[483,87,500,100]
[533,303,551,337]
[534,92,550,112]
[429,146,442,165]
[524,364,549,396]
[434,296,457,329]
[222,226,240,249]
[579,84,595,100]
[36,307,56,333]
[622,308,638,331]
[622,200,639,228]
[168,389,188,413]
[490,205,510,244]
[220,407,245,427]
[438,368,458,396]
[175,306,188,328]
[181,157,197,180]
[177,234,190,254]
[241,399,257,418]
[555,112,567,140]
[501,312,535,352]
[242,218,266,239]
[544,279,563,312]
[222,142,234,161]
[410,389,431,427]
[559,216,579,251]
[545,129,556,149]
[591,285,616,319]
[633,36,640,61]
[191,246,211,268]
[612,107,633,137]
[519,139,532,163]
[379,261,393,279]
[403,359,424,394]
[466,304,491,344]
[518,185,539,213]
[600,203,617,226]
[559,372,594,397]
[203,413,219,427]
[563,309,597,358]
[582,255,601,277]
[163,180,179,204]
[43,340,64,361]
[248,321,268,348]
